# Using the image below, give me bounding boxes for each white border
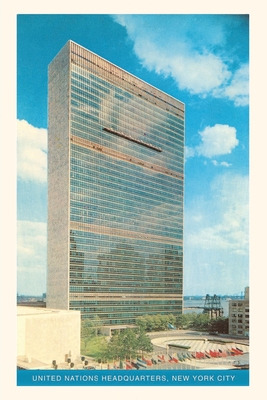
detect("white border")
[1,2,265,399]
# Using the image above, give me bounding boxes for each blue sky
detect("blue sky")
[16,14,249,296]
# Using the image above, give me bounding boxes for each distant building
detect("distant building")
[17,306,81,369]
[47,41,185,325]
[17,294,46,308]
[228,287,249,337]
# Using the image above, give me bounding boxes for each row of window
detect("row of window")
[69,184,183,216]
[70,71,184,149]
[69,271,182,281]
[70,147,183,190]
[79,313,182,324]
[70,245,183,258]
[70,171,182,206]
[70,116,184,174]
[71,194,183,231]
[70,250,183,263]
[70,198,183,228]
[71,68,184,129]
[70,115,184,171]
[69,286,182,294]
[231,302,249,307]
[70,210,183,238]
[69,179,183,207]
[69,196,183,224]
[71,298,181,306]
[69,259,182,269]
[69,252,183,265]
[70,274,182,283]
[231,325,249,330]
[70,87,184,144]
[70,300,183,324]
[70,111,184,168]
[69,178,182,210]
[70,166,182,201]
[70,160,183,197]
[70,216,183,240]
[71,304,182,314]
[70,229,183,252]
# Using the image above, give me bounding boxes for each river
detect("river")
[183,298,230,317]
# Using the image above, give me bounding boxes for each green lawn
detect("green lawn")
[81,336,108,359]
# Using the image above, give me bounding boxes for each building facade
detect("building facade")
[47,41,185,325]
[228,287,249,337]
[17,307,81,368]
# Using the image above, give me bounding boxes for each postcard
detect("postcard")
[2,7,261,399]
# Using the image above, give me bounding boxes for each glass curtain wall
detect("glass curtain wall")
[68,42,184,324]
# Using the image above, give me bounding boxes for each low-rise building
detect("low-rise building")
[17,306,81,369]
[228,287,249,337]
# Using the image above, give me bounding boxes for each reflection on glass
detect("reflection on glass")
[68,50,184,324]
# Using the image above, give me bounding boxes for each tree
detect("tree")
[81,315,108,359]
[107,329,138,360]
[167,314,176,326]
[208,317,229,334]
[120,329,138,359]
[176,314,190,329]
[81,315,102,338]
[136,313,178,332]
[152,314,164,331]
[136,315,148,331]
[192,313,210,331]
[106,328,153,361]
[144,315,154,332]
[136,329,153,356]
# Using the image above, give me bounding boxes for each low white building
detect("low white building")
[17,306,81,369]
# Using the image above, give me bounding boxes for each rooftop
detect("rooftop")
[17,306,80,317]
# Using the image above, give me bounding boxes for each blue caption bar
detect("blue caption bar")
[17,369,249,386]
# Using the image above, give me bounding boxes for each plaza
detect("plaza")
[148,330,249,370]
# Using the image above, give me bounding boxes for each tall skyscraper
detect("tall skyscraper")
[47,41,185,325]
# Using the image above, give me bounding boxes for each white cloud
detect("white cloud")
[184,173,249,295]
[186,173,249,256]
[187,124,238,160]
[185,146,196,159]
[133,38,231,96]
[212,160,231,167]
[17,220,47,269]
[196,124,238,158]
[114,15,248,106]
[213,64,249,106]
[17,220,47,295]
[17,119,47,183]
